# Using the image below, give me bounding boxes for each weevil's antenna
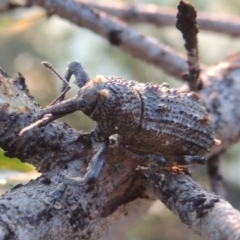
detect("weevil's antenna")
[41,61,71,106]
[42,62,69,86]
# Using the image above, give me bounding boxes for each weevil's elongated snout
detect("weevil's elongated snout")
[19,96,81,136]
[19,61,92,136]
[42,95,81,117]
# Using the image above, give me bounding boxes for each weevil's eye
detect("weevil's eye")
[82,99,98,117]
[79,100,87,109]
[79,91,99,117]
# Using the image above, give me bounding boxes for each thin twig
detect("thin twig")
[0,2,22,13]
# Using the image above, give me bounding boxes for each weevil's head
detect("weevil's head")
[19,63,112,135]
[62,62,111,119]
[76,75,111,120]
[32,75,111,123]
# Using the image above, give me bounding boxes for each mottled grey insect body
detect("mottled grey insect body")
[75,75,215,159]
[20,62,219,208]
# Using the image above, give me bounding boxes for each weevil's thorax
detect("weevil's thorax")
[82,76,142,139]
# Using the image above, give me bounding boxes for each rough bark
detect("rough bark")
[1,0,240,239]
[1,55,240,239]
[0,69,152,239]
[143,167,240,240]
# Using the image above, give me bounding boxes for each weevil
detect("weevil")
[20,61,219,205]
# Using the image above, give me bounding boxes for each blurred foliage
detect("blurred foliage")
[1,0,240,239]
[0,149,33,172]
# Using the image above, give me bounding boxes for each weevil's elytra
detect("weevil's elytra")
[20,62,220,197]
[74,75,215,159]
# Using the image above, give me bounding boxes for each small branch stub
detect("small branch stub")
[176,0,201,91]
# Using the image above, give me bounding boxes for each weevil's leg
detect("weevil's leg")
[41,62,71,106]
[45,61,90,103]
[165,154,207,165]
[66,61,90,89]
[177,155,207,165]
[44,182,67,209]
[60,143,107,187]
[44,143,107,208]
[59,61,90,102]
[116,143,166,165]
[207,153,226,198]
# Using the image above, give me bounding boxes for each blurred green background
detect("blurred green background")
[1,0,240,239]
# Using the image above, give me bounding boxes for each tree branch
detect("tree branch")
[26,0,192,79]
[0,69,152,239]
[142,166,240,240]
[1,1,240,239]
[200,59,240,152]
[77,0,240,37]
[176,0,201,91]
[0,2,22,13]
[1,53,240,238]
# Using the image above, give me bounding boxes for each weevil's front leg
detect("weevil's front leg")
[59,61,90,102]
[62,143,107,186]
[41,61,90,106]
[42,61,90,105]
[42,62,71,106]
[44,143,107,209]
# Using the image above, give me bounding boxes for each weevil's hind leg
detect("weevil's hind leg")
[178,155,207,165]
[62,143,107,186]
[44,143,107,209]
[116,143,166,166]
